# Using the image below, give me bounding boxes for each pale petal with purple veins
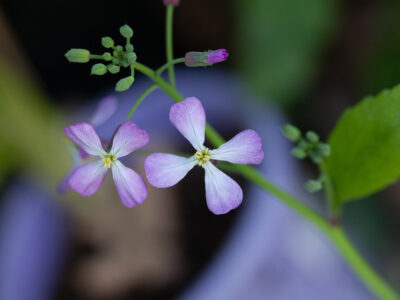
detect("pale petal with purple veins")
[64,122,106,156]
[169,97,206,151]
[111,160,147,208]
[110,121,150,158]
[209,129,264,165]
[202,162,243,215]
[68,160,108,196]
[145,153,198,188]
[91,95,118,127]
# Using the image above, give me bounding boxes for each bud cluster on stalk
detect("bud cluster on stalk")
[65,24,137,92]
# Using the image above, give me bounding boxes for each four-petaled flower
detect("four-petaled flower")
[144,97,264,214]
[64,121,149,208]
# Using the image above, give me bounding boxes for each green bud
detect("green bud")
[65,49,90,63]
[309,152,323,164]
[306,131,319,143]
[121,59,130,68]
[282,124,301,142]
[91,63,107,75]
[101,37,114,48]
[120,24,133,38]
[317,143,331,157]
[126,44,134,52]
[126,52,137,64]
[108,64,120,74]
[305,180,323,192]
[115,45,123,52]
[298,140,311,150]
[291,147,306,159]
[112,58,120,65]
[115,76,134,92]
[103,52,112,61]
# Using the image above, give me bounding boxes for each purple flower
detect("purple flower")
[163,0,180,6]
[64,121,149,208]
[144,97,264,214]
[184,49,229,67]
[58,96,118,194]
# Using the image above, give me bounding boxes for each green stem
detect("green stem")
[126,84,158,120]
[166,5,176,87]
[89,54,104,60]
[331,227,399,300]
[134,61,400,300]
[156,57,185,76]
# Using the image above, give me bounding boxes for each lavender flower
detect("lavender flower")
[145,97,264,214]
[184,49,229,67]
[64,121,149,208]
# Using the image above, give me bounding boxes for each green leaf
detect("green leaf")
[325,84,400,203]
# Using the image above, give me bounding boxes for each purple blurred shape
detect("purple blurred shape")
[0,180,69,300]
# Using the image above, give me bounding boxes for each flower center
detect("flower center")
[102,154,116,168]
[194,147,210,166]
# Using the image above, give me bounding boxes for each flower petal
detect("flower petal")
[64,122,106,156]
[145,153,197,188]
[90,96,118,127]
[203,162,243,215]
[110,121,150,158]
[169,97,206,151]
[111,160,147,208]
[68,160,108,196]
[209,129,264,165]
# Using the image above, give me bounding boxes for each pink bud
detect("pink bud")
[206,49,229,64]
[163,0,180,6]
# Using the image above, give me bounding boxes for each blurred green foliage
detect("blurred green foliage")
[235,0,338,106]
[325,85,400,203]
[0,60,70,189]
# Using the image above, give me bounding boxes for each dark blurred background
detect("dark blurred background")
[1,0,400,299]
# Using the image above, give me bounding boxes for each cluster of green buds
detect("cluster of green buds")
[65,25,137,92]
[282,124,331,192]
[281,124,330,164]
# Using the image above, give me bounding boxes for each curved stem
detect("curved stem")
[126,84,158,120]
[156,57,185,76]
[165,5,176,87]
[134,61,400,300]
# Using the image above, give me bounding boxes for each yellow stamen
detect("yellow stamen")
[195,147,210,166]
[102,155,116,169]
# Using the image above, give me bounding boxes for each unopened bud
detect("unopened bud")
[101,37,114,48]
[317,143,331,157]
[306,131,319,143]
[305,180,323,192]
[103,52,112,61]
[120,25,133,39]
[126,52,137,64]
[115,76,134,92]
[108,65,120,74]
[282,124,301,141]
[126,44,134,52]
[185,49,229,67]
[65,49,90,63]
[291,147,306,159]
[91,63,107,75]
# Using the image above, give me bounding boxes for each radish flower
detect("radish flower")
[65,121,149,208]
[145,97,264,214]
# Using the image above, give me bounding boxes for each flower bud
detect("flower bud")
[101,37,114,48]
[120,25,133,39]
[163,0,180,6]
[115,76,134,92]
[305,180,322,192]
[185,49,229,67]
[65,49,90,63]
[291,147,306,159]
[317,143,331,157]
[108,65,120,74]
[306,131,319,143]
[91,63,107,75]
[126,52,137,64]
[103,52,112,61]
[282,124,301,142]
[126,44,134,52]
